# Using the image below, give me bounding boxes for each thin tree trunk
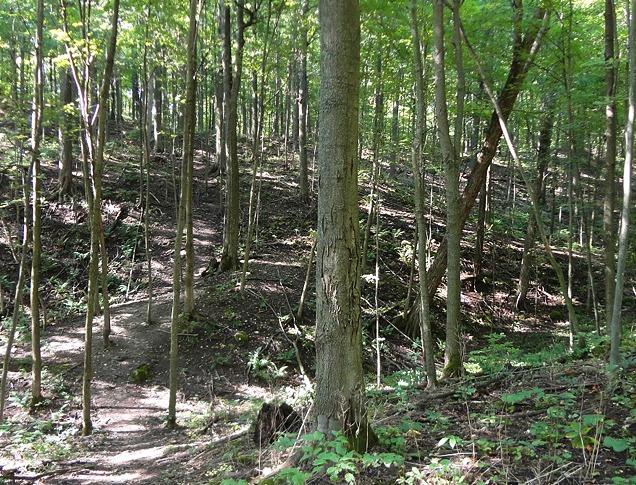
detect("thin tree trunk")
[609,0,635,366]
[0,165,31,424]
[604,0,618,327]
[404,7,548,332]
[433,0,462,377]
[410,0,437,388]
[168,0,201,427]
[30,0,45,406]
[460,18,581,351]
[516,97,555,309]
[58,67,74,196]
[361,55,383,276]
[298,0,310,203]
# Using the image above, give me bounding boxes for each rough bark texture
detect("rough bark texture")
[315,0,375,452]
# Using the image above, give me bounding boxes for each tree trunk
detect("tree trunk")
[516,97,555,309]
[410,0,437,388]
[58,67,74,196]
[603,0,618,327]
[315,0,375,452]
[404,7,548,332]
[433,0,462,377]
[168,0,201,427]
[220,2,251,271]
[609,0,635,366]
[183,0,199,319]
[298,0,310,202]
[361,55,383,276]
[30,0,45,406]
[0,167,31,423]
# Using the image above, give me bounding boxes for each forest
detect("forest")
[0,0,635,482]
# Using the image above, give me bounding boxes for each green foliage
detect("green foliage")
[247,347,288,384]
[468,332,566,374]
[272,429,404,483]
[130,363,151,384]
[603,436,630,453]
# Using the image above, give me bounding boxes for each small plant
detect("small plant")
[247,348,288,383]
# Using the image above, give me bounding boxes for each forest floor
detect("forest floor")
[0,126,635,484]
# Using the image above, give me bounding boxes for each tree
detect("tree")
[60,0,121,434]
[404,4,549,332]
[410,0,436,388]
[609,0,635,366]
[603,0,618,327]
[219,1,256,272]
[516,96,555,309]
[29,0,44,406]
[314,0,375,452]
[168,0,201,427]
[433,0,462,377]
[58,67,74,196]
[298,0,310,203]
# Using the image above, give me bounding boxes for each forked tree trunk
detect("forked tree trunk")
[404,6,548,333]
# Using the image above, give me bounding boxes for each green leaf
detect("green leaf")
[603,436,630,453]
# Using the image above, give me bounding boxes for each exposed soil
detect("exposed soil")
[0,126,634,484]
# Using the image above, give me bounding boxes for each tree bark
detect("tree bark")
[298,0,310,202]
[603,0,618,327]
[433,0,462,377]
[609,0,635,366]
[315,0,375,452]
[410,0,437,388]
[168,0,201,427]
[58,67,74,196]
[30,0,45,405]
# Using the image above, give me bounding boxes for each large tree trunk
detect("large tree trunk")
[315,0,375,452]
[404,6,547,333]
